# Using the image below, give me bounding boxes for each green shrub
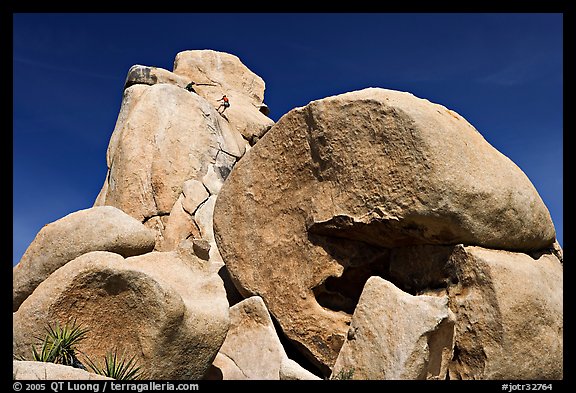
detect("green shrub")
[84,349,144,380]
[30,318,89,367]
[17,319,143,379]
[331,367,355,380]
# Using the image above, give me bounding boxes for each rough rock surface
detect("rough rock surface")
[446,246,563,380]
[94,50,274,266]
[208,296,290,380]
[13,206,156,312]
[94,83,245,222]
[213,88,557,372]
[332,276,455,380]
[173,49,274,143]
[13,361,112,380]
[124,64,190,89]
[154,194,200,252]
[13,248,229,380]
[205,353,246,380]
[280,358,323,380]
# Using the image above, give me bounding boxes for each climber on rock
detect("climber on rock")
[185,81,196,93]
[216,95,230,114]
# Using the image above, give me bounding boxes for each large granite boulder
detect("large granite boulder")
[446,246,563,380]
[94,83,245,222]
[94,51,275,264]
[213,87,557,372]
[13,206,156,311]
[13,247,230,380]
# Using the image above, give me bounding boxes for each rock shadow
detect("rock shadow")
[308,224,457,316]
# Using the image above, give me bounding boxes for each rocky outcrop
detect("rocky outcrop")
[207,296,315,380]
[93,83,244,223]
[124,64,190,89]
[213,88,558,373]
[13,206,156,311]
[332,276,455,380]
[94,50,274,269]
[13,246,229,380]
[446,246,563,380]
[13,49,562,381]
[173,49,274,144]
[13,361,112,380]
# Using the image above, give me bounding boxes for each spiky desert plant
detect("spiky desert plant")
[31,333,61,363]
[30,318,89,367]
[85,349,144,380]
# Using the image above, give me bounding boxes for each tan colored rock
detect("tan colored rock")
[201,150,238,195]
[124,64,190,89]
[13,206,156,312]
[280,358,323,381]
[155,195,200,252]
[173,49,274,142]
[215,296,287,380]
[13,249,229,380]
[213,88,556,372]
[94,82,246,222]
[94,51,275,267]
[13,361,112,380]
[446,246,563,380]
[173,49,266,110]
[195,195,217,243]
[182,179,209,215]
[332,276,455,380]
[202,165,224,195]
[194,195,224,264]
[192,239,211,261]
[207,295,321,380]
[205,353,246,380]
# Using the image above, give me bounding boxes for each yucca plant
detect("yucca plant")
[84,349,144,380]
[30,318,89,368]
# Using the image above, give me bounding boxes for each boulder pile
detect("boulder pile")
[13,50,562,380]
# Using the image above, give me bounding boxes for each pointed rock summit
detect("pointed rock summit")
[93,49,274,267]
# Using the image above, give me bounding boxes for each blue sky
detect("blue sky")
[12,13,563,265]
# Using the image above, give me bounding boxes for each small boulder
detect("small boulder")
[124,64,190,89]
[13,206,156,311]
[13,249,229,380]
[210,296,287,379]
[13,360,111,380]
[332,276,455,380]
[446,246,563,380]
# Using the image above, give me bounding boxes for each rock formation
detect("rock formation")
[213,88,562,376]
[13,361,112,380]
[211,296,286,379]
[13,247,229,379]
[446,245,563,380]
[206,296,318,380]
[13,206,156,312]
[93,49,273,267]
[332,276,455,380]
[13,49,562,381]
[14,49,276,381]
[173,50,273,143]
